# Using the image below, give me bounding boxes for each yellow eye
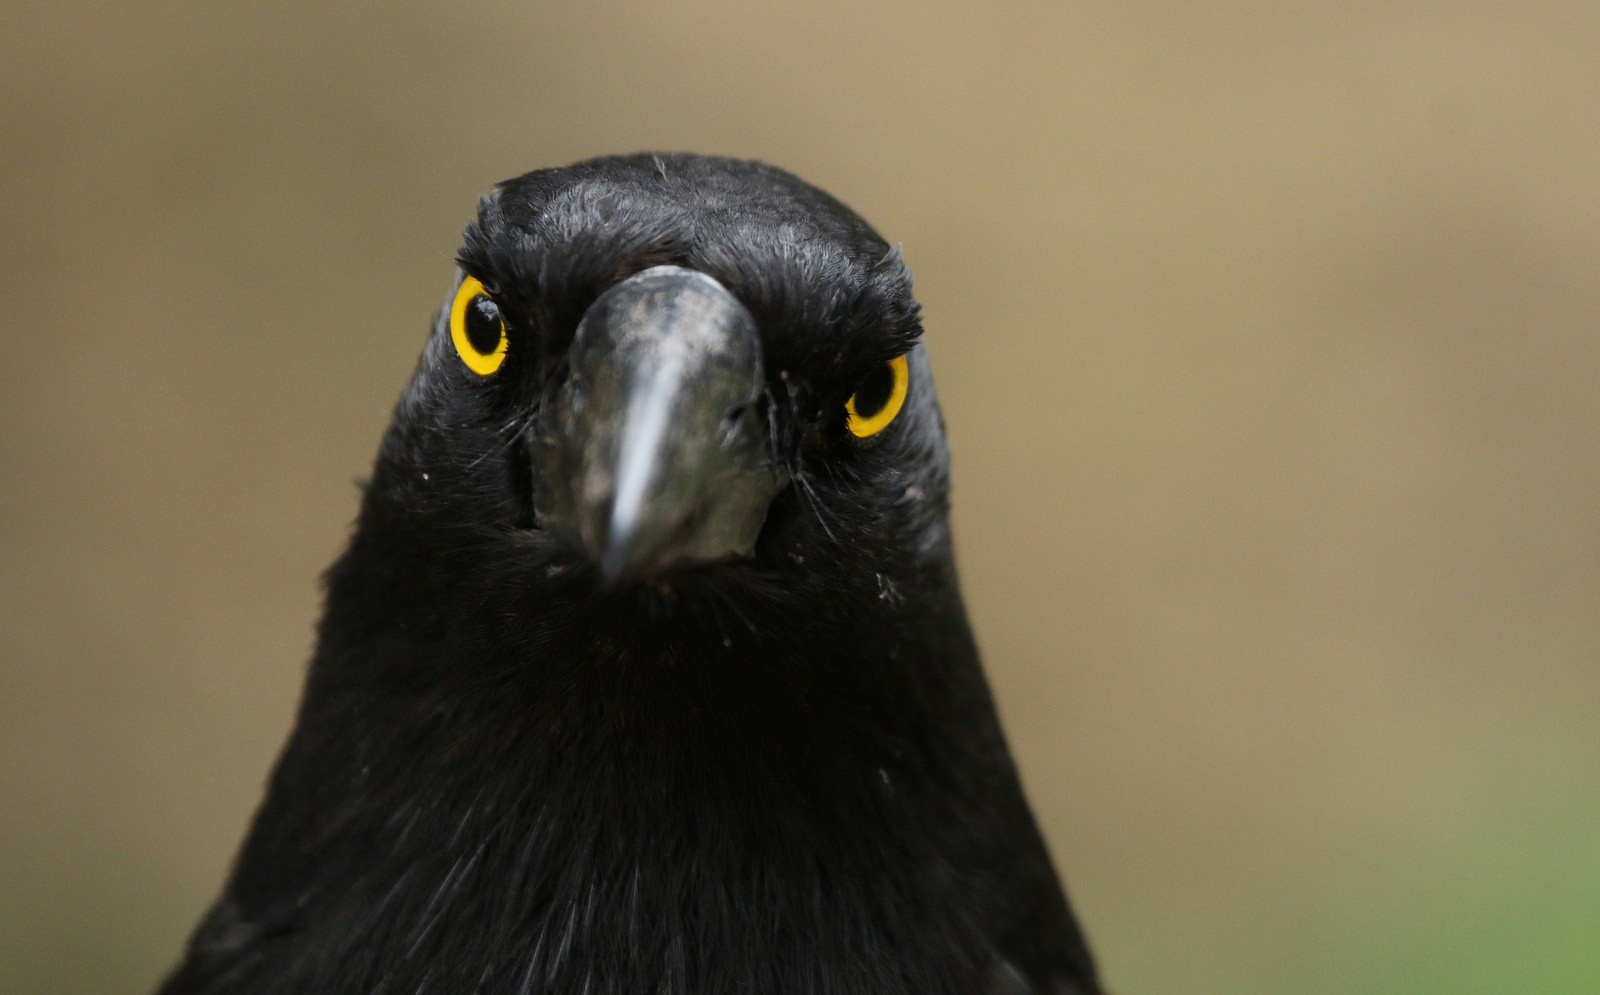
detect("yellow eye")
[845,354,910,439]
[449,275,508,376]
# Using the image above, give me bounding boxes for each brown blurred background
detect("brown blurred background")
[3,3,1598,993]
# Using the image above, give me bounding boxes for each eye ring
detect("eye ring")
[846,354,910,439]
[449,275,508,376]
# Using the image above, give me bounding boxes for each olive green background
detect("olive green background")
[3,4,1597,993]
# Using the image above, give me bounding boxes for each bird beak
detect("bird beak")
[532,265,789,583]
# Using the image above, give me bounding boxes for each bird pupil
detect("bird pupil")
[852,361,894,418]
[464,296,503,355]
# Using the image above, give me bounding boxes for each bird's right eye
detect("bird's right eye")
[449,275,508,376]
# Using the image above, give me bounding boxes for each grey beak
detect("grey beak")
[532,266,789,583]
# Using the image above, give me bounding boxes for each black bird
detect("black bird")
[158,154,1102,995]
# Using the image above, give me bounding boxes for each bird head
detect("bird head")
[358,155,952,619]
[185,156,1102,995]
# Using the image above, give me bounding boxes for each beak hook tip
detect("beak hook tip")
[598,528,636,586]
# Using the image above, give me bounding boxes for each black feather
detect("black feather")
[157,153,1101,995]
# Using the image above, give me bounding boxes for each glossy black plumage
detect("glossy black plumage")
[158,154,1102,995]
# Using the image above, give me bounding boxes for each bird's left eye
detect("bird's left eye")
[845,354,910,439]
[449,275,508,376]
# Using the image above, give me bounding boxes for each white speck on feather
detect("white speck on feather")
[876,573,900,603]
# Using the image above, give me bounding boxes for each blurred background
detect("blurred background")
[3,3,1597,993]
